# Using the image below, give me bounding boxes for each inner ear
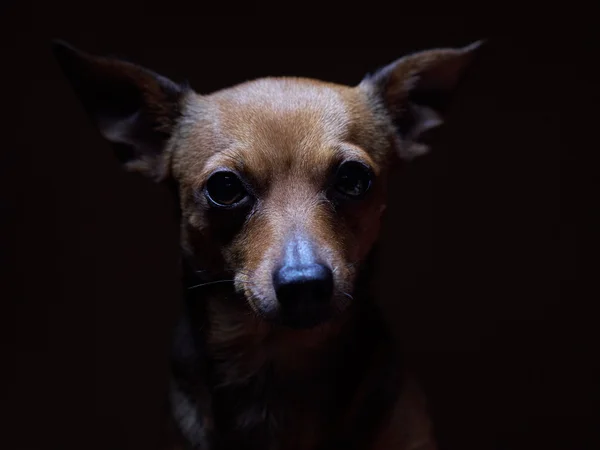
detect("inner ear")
[392,102,444,160]
[360,40,484,160]
[52,40,186,180]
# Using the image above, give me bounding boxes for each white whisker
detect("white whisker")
[187,279,235,290]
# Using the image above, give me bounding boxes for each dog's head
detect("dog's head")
[54,42,481,330]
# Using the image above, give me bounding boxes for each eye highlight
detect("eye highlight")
[205,171,248,207]
[333,161,373,199]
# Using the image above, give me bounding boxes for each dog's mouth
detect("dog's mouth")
[276,302,334,330]
[239,281,352,330]
[234,251,356,330]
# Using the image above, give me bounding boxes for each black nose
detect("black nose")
[273,263,334,310]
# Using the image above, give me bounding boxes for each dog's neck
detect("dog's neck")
[178,253,396,449]
[208,294,378,381]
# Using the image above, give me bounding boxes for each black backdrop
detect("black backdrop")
[1,7,597,450]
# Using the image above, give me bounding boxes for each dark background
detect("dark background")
[1,7,597,450]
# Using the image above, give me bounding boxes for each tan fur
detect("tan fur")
[370,377,438,450]
[54,40,482,449]
[174,80,390,329]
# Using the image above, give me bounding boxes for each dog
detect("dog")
[53,40,482,450]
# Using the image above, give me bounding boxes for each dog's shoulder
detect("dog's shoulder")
[326,323,437,450]
[368,374,437,450]
[169,300,215,449]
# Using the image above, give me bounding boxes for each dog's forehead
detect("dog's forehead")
[175,78,386,186]
[212,78,354,144]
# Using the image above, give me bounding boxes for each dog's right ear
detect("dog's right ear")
[52,40,186,180]
[360,41,484,160]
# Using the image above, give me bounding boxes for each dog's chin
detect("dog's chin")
[278,308,333,330]
[249,303,334,330]
[247,298,345,330]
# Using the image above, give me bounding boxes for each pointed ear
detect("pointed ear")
[359,40,484,160]
[52,40,187,180]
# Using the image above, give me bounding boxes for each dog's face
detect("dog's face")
[176,79,392,329]
[54,42,481,329]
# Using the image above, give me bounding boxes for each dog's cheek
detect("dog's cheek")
[181,198,242,273]
[355,178,389,259]
[182,190,252,260]
[343,200,385,262]
[181,215,228,272]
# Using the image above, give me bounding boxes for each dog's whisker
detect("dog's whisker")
[187,279,236,290]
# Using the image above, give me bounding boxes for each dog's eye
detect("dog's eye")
[205,171,247,207]
[334,161,372,198]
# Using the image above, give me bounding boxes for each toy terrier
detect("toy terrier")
[53,39,482,450]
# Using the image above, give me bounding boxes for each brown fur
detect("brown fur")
[53,40,483,450]
[175,79,390,327]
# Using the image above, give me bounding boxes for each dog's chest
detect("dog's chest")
[210,365,335,450]
[202,300,393,449]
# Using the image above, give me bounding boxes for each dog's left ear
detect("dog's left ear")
[52,40,186,180]
[360,40,484,160]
